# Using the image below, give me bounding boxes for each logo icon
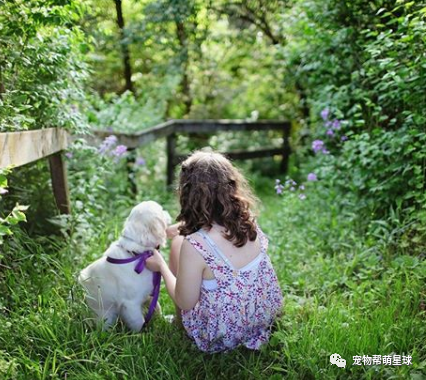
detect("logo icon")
[330,353,346,368]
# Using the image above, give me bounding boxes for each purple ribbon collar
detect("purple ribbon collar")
[106,250,161,326]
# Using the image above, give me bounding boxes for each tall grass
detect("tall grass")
[0,173,425,379]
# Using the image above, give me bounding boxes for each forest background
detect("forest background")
[0,0,425,379]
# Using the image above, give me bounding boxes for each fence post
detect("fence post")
[166,133,176,186]
[281,123,291,174]
[48,152,71,214]
[126,148,137,196]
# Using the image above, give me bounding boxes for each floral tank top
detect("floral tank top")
[181,226,283,353]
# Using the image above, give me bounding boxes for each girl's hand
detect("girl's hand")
[166,223,181,239]
[146,250,167,272]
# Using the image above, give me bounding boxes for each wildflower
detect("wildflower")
[113,145,128,157]
[290,187,296,192]
[332,120,341,130]
[0,187,8,195]
[275,179,284,195]
[312,140,325,153]
[299,193,307,200]
[321,108,329,121]
[341,135,348,141]
[98,135,118,155]
[322,148,330,154]
[65,152,73,159]
[299,185,305,191]
[276,185,284,195]
[135,157,146,166]
[307,173,317,181]
[326,129,334,136]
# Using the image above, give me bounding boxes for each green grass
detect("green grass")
[0,174,425,379]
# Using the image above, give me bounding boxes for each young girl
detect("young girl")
[146,151,283,353]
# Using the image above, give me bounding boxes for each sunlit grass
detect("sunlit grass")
[0,174,425,379]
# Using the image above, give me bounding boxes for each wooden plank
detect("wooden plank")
[92,120,290,148]
[92,120,175,149]
[174,119,290,133]
[281,122,291,173]
[0,128,69,169]
[166,133,177,186]
[48,152,71,214]
[173,148,284,165]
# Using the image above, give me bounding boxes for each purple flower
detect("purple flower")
[105,135,118,146]
[312,140,325,153]
[326,129,334,136]
[0,187,8,195]
[65,152,73,159]
[321,108,330,121]
[113,145,128,157]
[299,193,307,200]
[322,148,330,154]
[275,179,284,195]
[341,135,348,141]
[299,185,305,191]
[98,135,118,155]
[307,173,317,182]
[135,157,146,166]
[332,120,341,130]
[290,186,296,192]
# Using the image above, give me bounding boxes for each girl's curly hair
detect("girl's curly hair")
[176,150,258,247]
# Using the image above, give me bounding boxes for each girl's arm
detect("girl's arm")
[147,239,205,311]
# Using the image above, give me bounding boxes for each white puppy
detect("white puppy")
[79,201,171,331]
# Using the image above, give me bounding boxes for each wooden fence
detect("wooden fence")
[0,120,291,215]
[0,128,71,214]
[94,119,291,185]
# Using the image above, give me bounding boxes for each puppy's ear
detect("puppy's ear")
[147,216,168,247]
[163,210,172,225]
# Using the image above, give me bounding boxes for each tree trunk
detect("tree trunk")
[114,0,134,94]
[176,21,192,116]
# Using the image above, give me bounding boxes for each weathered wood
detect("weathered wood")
[174,119,289,133]
[174,148,284,166]
[93,120,175,148]
[48,152,71,214]
[281,123,291,174]
[0,128,69,169]
[92,120,292,187]
[166,133,177,186]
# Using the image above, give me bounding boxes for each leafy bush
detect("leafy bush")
[0,0,89,133]
[0,169,28,247]
[282,0,426,246]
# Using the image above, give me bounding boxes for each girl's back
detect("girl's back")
[181,224,283,353]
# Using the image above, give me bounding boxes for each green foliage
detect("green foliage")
[0,0,89,132]
[87,90,171,133]
[83,0,289,123]
[281,0,426,246]
[0,169,28,247]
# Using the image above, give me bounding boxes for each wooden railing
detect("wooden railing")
[94,119,291,185]
[0,120,291,216]
[0,128,71,214]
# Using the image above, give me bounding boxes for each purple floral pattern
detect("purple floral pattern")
[181,226,283,353]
